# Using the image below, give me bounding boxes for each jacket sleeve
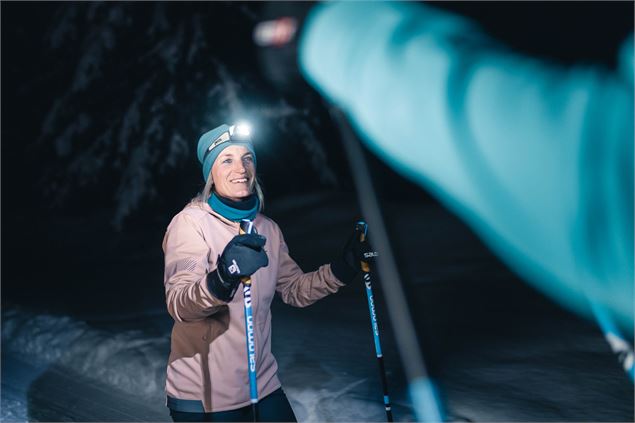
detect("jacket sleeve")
[299,2,634,330]
[275,230,345,308]
[162,212,227,322]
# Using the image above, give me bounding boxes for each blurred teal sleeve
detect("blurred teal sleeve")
[299,1,634,332]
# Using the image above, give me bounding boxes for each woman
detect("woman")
[162,123,372,422]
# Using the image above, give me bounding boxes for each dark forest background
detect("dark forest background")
[2,0,633,314]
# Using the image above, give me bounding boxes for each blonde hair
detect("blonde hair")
[190,167,264,211]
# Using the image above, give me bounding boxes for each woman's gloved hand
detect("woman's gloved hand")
[207,234,269,302]
[330,226,378,284]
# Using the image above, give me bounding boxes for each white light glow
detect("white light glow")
[233,122,251,138]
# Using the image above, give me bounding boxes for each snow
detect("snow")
[117,81,149,154]
[1,295,414,422]
[54,113,91,157]
[1,351,169,422]
[186,16,206,65]
[30,1,341,230]
[1,307,169,403]
[48,6,79,49]
[1,196,633,422]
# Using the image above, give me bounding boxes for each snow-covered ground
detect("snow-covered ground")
[1,307,171,422]
[2,194,633,421]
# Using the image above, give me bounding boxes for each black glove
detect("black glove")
[207,233,269,302]
[330,225,378,284]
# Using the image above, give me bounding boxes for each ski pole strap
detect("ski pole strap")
[239,219,255,284]
[356,220,371,272]
[240,219,255,235]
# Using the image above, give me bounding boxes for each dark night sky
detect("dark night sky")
[1,0,633,311]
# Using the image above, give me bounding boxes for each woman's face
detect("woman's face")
[211,145,255,201]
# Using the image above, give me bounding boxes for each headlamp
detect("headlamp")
[231,123,251,138]
[204,123,253,161]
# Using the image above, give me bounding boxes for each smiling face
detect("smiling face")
[211,145,255,201]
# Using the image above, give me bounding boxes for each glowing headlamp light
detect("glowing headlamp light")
[205,123,252,159]
[231,123,251,138]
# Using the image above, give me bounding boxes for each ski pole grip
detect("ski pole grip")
[355,221,371,272]
[240,219,255,236]
[240,219,255,284]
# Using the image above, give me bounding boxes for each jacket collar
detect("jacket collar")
[201,201,260,228]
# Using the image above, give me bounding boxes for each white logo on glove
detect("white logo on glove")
[228,259,241,275]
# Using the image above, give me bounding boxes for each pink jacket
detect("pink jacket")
[162,201,345,412]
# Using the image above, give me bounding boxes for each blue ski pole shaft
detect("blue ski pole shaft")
[358,222,393,422]
[240,219,259,422]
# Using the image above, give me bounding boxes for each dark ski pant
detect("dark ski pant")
[169,388,297,422]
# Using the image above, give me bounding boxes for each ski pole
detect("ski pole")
[240,219,259,422]
[330,106,444,422]
[356,220,394,422]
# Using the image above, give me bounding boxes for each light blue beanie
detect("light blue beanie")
[196,124,257,182]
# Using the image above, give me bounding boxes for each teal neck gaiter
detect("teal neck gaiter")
[209,192,259,222]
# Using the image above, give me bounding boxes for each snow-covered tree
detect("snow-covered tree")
[30,2,338,229]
